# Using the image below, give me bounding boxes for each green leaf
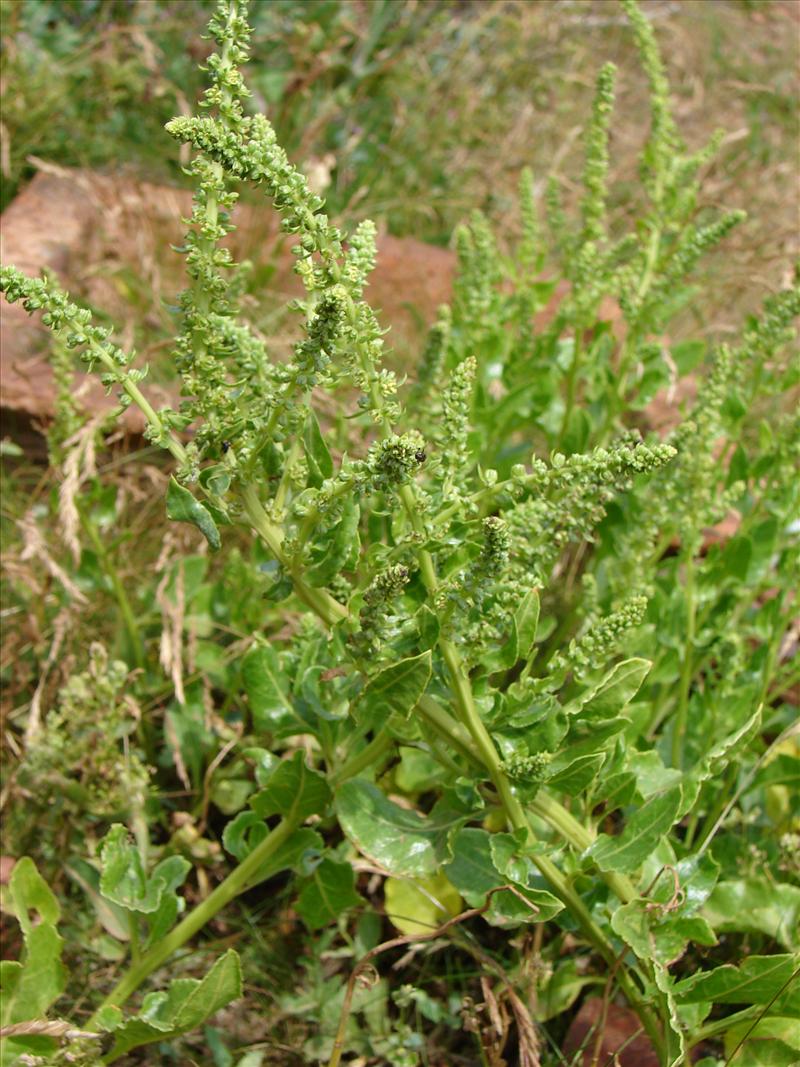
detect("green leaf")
[573,658,651,718]
[296,858,361,931]
[674,954,800,1014]
[166,477,221,550]
[336,779,455,877]
[8,857,60,929]
[305,498,360,586]
[357,651,432,729]
[395,746,447,793]
[611,900,716,967]
[2,858,66,1025]
[703,881,800,950]
[628,750,683,799]
[751,753,800,790]
[546,753,605,793]
[249,750,331,821]
[384,872,462,935]
[304,410,334,486]
[485,617,519,672]
[514,588,540,661]
[673,854,720,915]
[720,535,752,582]
[0,925,65,1026]
[242,643,301,737]
[699,707,763,780]
[443,828,504,907]
[65,858,131,942]
[537,960,597,1022]
[223,817,322,886]
[0,962,22,1028]
[105,950,242,1058]
[415,604,440,650]
[99,826,190,915]
[587,786,682,873]
[444,827,563,926]
[725,1017,800,1064]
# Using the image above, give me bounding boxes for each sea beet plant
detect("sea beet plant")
[1,1,798,1065]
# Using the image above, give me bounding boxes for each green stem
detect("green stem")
[417,695,484,768]
[330,731,394,787]
[128,915,141,967]
[88,812,303,1023]
[529,792,638,906]
[274,437,303,518]
[688,1004,764,1047]
[88,340,186,466]
[240,483,347,628]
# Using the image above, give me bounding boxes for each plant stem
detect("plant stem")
[330,731,394,787]
[529,792,639,906]
[240,483,347,628]
[86,339,187,465]
[88,812,303,1023]
[416,695,484,768]
[688,1004,763,1047]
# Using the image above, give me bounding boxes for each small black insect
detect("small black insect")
[415,450,427,463]
[221,440,231,453]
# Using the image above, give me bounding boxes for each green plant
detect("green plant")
[1,1,798,1064]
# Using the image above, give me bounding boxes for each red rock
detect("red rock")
[563,997,660,1067]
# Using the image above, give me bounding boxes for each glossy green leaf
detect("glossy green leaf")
[444,827,563,926]
[296,858,361,931]
[8,857,60,928]
[303,409,334,485]
[305,498,360,586]
[395,746,447,793]
[574,658,651,718]
[725,1017,800,1064]
[384,872,462,935]
[671,854,720,915]
[2,858,66,1025]
[700,707,762,779]
[223,817,322,886]
[249,751,331,821]
[703,881,800,950]
[357,651,432,729]
[674,954,800,1014]
[611,899,716,967]
[546,753,605,793]
[166,476,221,550]
[99,826,190,914]
[628,750,683,799]
[65,858,131,942]
[242,643,301,737]
[587,786,682,873]
[104,950,242,1058]
[444,828,506,907]
[514,588,540,661]
[336,779,451,877]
